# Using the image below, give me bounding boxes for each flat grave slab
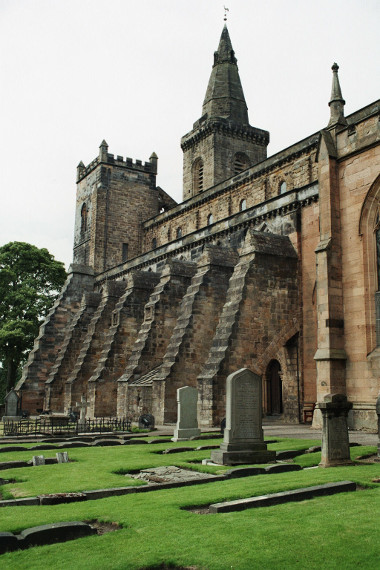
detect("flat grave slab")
[209,481,356,513]
[130,466,218,485]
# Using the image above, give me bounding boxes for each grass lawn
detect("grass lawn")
[0,437,379,569]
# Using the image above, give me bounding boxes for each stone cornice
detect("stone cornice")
[181,118,269,151]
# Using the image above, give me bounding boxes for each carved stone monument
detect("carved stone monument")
[211,368,276,465]
[172,386,201,441]
[3,389,21,420]
[318,393,353,467]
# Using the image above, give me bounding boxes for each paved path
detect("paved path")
[154,422,378,446]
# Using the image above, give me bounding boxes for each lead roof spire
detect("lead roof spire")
[328,63,347,128]
[202,25,249,125]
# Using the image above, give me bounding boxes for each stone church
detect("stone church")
[17,26,380,430]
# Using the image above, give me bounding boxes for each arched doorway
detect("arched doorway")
[265,360,283,415]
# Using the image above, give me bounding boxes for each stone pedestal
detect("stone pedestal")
[172,386,201,441]
[318,394,353,467]
[211,369,276,465]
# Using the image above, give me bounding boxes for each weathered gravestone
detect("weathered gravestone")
[138,414,155,430]
[172,386,201,441]
[56,452,69,463]
[211,368,276,465]
[376,393,380,462]
[3,389,21,419]
[318,393,353,467]
[32,455,45,466]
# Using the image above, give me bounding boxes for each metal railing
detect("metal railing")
[2,417,132,437]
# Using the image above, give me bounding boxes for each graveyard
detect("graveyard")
[0,373,379,569]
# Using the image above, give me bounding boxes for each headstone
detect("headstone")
[172,386,201,441]
[56,452,69,463]
[75,395,88,427]
[3,389,21,419]
[32,455,45,466]
[138,414,155,430]
[210,368,276,465]
[318,393,353,467]
[376,393,380,462]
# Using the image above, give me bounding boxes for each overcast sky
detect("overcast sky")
[1,0,379,269]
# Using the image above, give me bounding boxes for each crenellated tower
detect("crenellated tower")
[181,25,270,200]
[73,142,171,274]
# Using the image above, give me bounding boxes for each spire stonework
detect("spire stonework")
[181,26,269,200]
[328,63,347,129]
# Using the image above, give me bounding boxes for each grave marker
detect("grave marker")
[211,368,276,465]
[318,394,353,467]
[172,386,201,441]
[3,389,21,419]
[32,455,45,466]
[56,452,69,463]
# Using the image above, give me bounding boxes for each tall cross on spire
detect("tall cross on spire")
[223,6,229,22]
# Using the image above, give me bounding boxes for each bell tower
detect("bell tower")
[181,26,270,200]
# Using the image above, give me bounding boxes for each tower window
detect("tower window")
[207,213,213,225]
[122,243,128,262]
[80,203,88,234]
[240,199,247,211]
[279,181,287,194]
[176,227,182,239]
[192,158,204,193]
[234,153,250,175]
[152,237,157,249]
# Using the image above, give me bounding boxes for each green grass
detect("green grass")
[0,438,379,569]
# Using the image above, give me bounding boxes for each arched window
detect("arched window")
[207,213,213,225]
[234,153,250,175]
[240,199,247,212]
[279,181,287,194]
[176,227,182,239]
[122,243,128,262]
[152,237,157,249]
[192,158,204,193]
[80,203,87,234]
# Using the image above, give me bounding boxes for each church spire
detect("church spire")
[328,63,347,128]
[202,25,249,125]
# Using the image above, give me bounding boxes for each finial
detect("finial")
[99,140,109,161]
[328,62,347,129]
[223,6,229,22]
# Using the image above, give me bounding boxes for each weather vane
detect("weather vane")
[224,6,229,22]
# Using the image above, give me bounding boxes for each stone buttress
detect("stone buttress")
[16,265,95,412]
[198,229,299,427]
[63,280,126,411]
[133,245,238,424]
[87,271,160,417]
[116,260,196,418]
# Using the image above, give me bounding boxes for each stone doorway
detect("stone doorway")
[265,360,283,415]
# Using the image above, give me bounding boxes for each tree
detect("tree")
[0,242,66,393]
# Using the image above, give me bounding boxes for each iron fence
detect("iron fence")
[2,417,132,437]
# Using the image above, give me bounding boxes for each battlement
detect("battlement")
[77,142,158,182]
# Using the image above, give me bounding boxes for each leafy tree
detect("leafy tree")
[0,242,66,394]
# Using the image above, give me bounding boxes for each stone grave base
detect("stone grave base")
[211,446,276,466]
[2,416,22,421]
[319,458,354,468]
[172,428,201,442]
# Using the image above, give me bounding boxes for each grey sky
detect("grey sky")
[1,0,379,268]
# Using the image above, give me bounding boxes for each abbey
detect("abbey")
[17,26,380,430]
